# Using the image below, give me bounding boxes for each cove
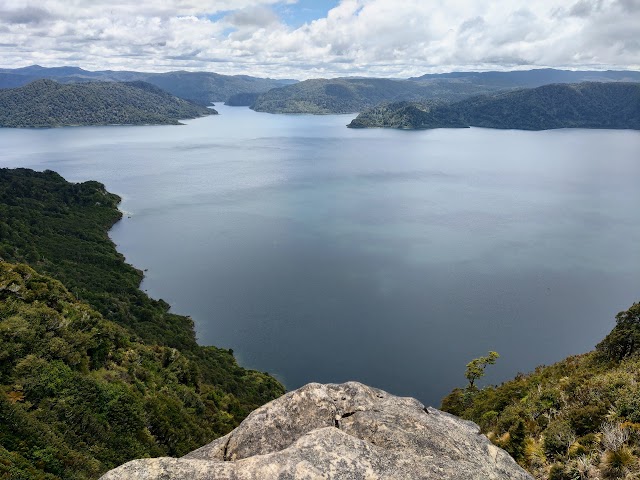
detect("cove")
[1,105,639,405]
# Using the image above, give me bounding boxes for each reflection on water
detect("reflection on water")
[1,105,639,405]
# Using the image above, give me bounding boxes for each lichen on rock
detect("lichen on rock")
[100,382,533,479]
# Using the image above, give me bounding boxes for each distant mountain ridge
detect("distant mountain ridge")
[0,79,214,128]
[347,82,640,130]
[409,68,640,88]
[0,65,297,105]
[2,65,639,116]
[251,68,640,114]
[250,77,501,114]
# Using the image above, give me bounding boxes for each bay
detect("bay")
[1,105,639,406]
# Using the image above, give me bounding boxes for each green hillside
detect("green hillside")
[0,168,284,479]
[142,72,295,106]
[0,65,297,106]
[409,68,640,88]
[225,92,261,106]
[251,77,499,114]
[441,302,640,479]
[0,79,215,128]
[348,82,640,130]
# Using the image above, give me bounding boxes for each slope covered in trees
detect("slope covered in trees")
[0,168,284,479]
[441,302,640,479]
[348,82,640,130]
[0,65,296,106]
[251,77,499,114]
[225,92,262,106]
[141,72,295,106]
[0,79,215,128]
[409,68,640,88]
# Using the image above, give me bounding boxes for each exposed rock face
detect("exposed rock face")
[100,382,533,480]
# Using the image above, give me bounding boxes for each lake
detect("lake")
[1,105,639,406]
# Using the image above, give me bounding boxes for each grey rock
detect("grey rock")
[100,382,533,480]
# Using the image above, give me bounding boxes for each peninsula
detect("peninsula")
[348,82,640,130]
[0,79,215,128]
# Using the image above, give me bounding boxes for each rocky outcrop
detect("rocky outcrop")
[100,382,533,479]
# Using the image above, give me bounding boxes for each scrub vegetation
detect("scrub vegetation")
[442,302,640,479]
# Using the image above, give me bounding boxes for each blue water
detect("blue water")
[2,105,639,405]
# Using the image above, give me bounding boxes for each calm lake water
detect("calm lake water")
[2,105,639,406]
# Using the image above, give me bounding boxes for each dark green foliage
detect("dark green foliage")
[543,420,575,457]
[224,92,261,106]
[506,420,526,462]
[0,79,215,128]
[252,77,499,114]
[348,82,640,130]
[0,168,285,479]
[0,168,198,348]
[347,100,463,129]
[0,262,230,478]
[596,302,640,361]
[568,405,608,436]
[439,388,466,417]
[0,168,182,348]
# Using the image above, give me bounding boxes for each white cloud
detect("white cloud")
[227,5,280,27]
[0,0,637,78]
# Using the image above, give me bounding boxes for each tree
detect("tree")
[465,351,499,389]
[596,302,640,362]
[506,419,526,462]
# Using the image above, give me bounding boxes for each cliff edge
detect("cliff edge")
[100,382,532,479]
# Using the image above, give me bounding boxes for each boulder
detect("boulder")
[100,382,533,479]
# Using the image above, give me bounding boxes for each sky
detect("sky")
[0,0,638,79]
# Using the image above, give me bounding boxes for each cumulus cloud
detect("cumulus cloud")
[0,0,637,78]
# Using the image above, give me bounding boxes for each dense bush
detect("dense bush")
[0,169,285,479]
[597,302,640,361]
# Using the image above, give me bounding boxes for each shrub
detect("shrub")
[615,384,640,423]
[479,410,499,431]
[544,420,576,458]
[548,463,572,480]
[600,446,637,479]
[597,303,640,362]
[569,404,608,436]
[440,388,465,416]
[505,420,526,461]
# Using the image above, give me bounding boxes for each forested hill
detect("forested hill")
[0,79,215,128]
[348,82,640,130]
[409,68,640,88]
[250,77,501,114]
[0,65,297,106]
[0,168,284,479]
